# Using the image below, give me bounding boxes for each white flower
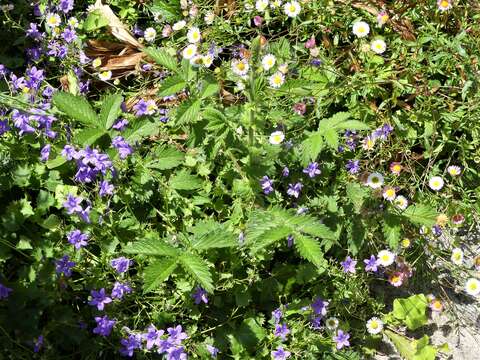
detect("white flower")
[231,59,249,76]
[438,0,452,12]
[256,0,269,12]
[382,187,396,201]
[204,11,215,25]
[144,27,157,42]
[261,54,276,71]
[187,27,201,43]
[270,0,282,8]
[68,17,79,28]
[98,70,112,81]
[236,81,246,91]
[366,317,383,335]
[371,39,386,54]
[269,131,285,145]
[465,278,480,296]
[190,54,203,66]
[366,172,384,189]
[428,176,444,191]
[92,57,102,68]
[269,72,285,88]
[172,20,187,31]
[46,13,61,28]
[451,248,463,265]
[283,1,301,17]
[202,54,214,68]
[325,317,339,330]
[447,165,461,176]
[352,21,370,38]
[394,195,409,210]
[377,250,395,266]
[182,44,197,59]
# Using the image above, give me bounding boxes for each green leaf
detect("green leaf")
[300,131,323,166]
[319,112,351,131]
[392,294,428,330]
[143,258,178,293]
[158,75,186,97]
[178,253,214,292]
[385,330,417,360]
[124,119,160,143]
[143,47,178,72]
[46,156,67,170]
[337,120,370,131]
[346,183,367,213]
[200,76,220,99]
[75,127,107,146]
[323,128,339,149]
[53,92,97,125]
[147,146,184,170]
[294,233,325,268]
[100,93,123,129]
[403,204,437,227]
[176,99,201,125]
[383,213,402,249]
[190,222,237,250]
[169,170,203,190]
[83,9,109,32]
[123,239,178,257]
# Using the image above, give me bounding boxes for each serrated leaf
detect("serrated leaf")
[300,131,323,166]
[200,76,220,99]
[147,146,184,170]
[169,170,203,190]
[143,47,178,72]
[346,183,367,213]
[383,213,402,249]
[176,99,201,125]
[190,222,237,250]
[336,120,370,131]
[100,93,123,129]
[323,128,339,149]
[143,258,178,293]
[249,225,291,253]
[53,92,97,125]
[392,294,428,330]
[178,253,213,292]
[46,156,67,169]
[83,9,109,32]
[75,127,108,146]
[294,233,325,268]
[319,112,351,131]
[158,75,186,97]
[123,239,178,257]
[123,119,160,143]
[403,204,437,227]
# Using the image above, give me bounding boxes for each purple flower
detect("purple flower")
[287,182,303,198]
[63,194,83,214]
[67,229,89,250]
[55,255,75,277]
[26,23,43,40]
[62,27,77,43]
[112,136,133,159]
[333,330,350,350]
[99,180,114,197]
[253,16,263,27]
[93,315,116,337]
[364,255,378,272]
[260,176,274,194]
[272,308,283,323]
[287,235,294,247]
[346,160,360,174]
[303,162,321,178]
[310,315,323,330]
[58,0,74,13]
[110,257,132,274]
[341,256,357,274]
[166,346,187,360]
[0,64,9,76]
[33,335,44,353]
[282,166,289,177]
[272,346,291,360]
[311,59,322,67]
[0,120,10,136]
[311,298,329,316]
[167,325,188,345]
[373,124,394,140]
[88,288,112,311]
[112,118,128,131]
[111,281,132,300]
[40,144,51,162]
[207,345,219,358]
[143,324,164,350]
[0,283,13,299]
[274,323,290,341]
[192,287,208,304]
[432,225,442,237]
[119,334,142,357]
[133,99,156,116]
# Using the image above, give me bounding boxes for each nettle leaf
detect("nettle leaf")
[53,92,97,126]
[300,131,323,166]
[123,239,178,257]
[383,213,402,249]
[169,170,203,190]
[402,204,437,227]
[392,294,428,330]
[200,75,220,99]
[178,253,214,292]
[143,258,178,293]
[176,99,201,124]
[190,221,237,250]
[75,127,108,146]
[346,183,368,213]
[143,47,178,72]
[100,93,123,129]
[83,9,109,32]
[319,111,352,131]
[124,119,160,143]
[158,75,186,97]
[147,146,184,170]
[323,128,339,150]
[294,233,326,269]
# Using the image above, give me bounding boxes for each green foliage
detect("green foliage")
[391,294,428,331]
[53,92,97,126]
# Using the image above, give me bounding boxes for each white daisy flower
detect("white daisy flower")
[68,17,79,28]
[98,70,112,81]
[451,248,463,265]
[352,21,370,38]
[92,57,102,68]
[269,131,285,145]
[437,0,452,12]
[261,54,276,71]
[46,13,61,28]
[325,317,339,330]
[256,0,269,12]
[447,165,461,176]
[428,176,444,191]
[465,278,480,296]
[377,250,395,267]
[382,187,396,201]
[362,135,376,150]
[270,0,282,8]
[366,172,384,189]
[231,59,249,76]
[269,72,285,88]
[182,44,197,59]
[366,317,383,335]
[283,1,301,17]
[144,27,157,43]
[172,20,187,31]
[371,39,387,54]
[202,54,214,68]
[394,195,409,210]
[190,54,203,66]
[187,27,201,43]
[204,11,215,25]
